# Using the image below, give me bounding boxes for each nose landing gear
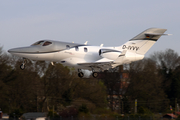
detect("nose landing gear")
[78,69,84,78]
[20,58,27,70]
[78,72,84,78]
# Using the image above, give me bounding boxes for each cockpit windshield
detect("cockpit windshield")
[31,41,45,46]
[43,41,52,46]
[31,41,52,46]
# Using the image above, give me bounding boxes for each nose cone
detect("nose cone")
[8,46,37,54]
[8,46,40,59]
[8,47,26,54]
[8,48,19,53]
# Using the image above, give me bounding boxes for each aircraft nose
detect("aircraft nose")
[8,47,34,54]
[8,48,24,54]
[8,48,20,53]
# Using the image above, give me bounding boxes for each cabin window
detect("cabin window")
[43,41,52,46]
[75,46,79,51]
[66,45,70,50]
[84,47,88,52]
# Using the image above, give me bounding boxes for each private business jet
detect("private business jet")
[8,28,169,78]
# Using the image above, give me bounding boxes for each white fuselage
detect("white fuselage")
[8,28,167,72]
[10,43,119,70]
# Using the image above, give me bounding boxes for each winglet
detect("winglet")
[100,44,103,47]
[84,41,88,45]
[51,62,55,66]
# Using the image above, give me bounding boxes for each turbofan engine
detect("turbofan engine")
[99,49,121,60]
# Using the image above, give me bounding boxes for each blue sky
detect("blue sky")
[0,0,180,57]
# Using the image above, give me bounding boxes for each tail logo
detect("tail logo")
[122,45,139,51]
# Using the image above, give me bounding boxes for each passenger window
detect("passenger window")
[43,41,52,46]
[66,45,70,50]
[84,47,88,52]
[75,46,79,51]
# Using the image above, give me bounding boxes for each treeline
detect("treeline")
[125,49,180,114]
[0,47,107,116]
[1,46,180,116]
[89,48,180,114]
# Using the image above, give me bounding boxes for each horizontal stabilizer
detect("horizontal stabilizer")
[131,28,167,41]
[145,33,171,36]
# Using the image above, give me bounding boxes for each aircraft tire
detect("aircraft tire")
[20,64,25,70]
[78,72,84,78]
[92,72,99,78]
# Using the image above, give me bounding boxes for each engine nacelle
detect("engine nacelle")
[99,49,121,60]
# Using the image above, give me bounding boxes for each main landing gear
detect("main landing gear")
[92,72,99,78]
[77,69,99,78]
[20,58,27,70]
[91,67,99,78]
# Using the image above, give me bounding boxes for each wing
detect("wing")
[77,58,114,71]
[77,50,128,71]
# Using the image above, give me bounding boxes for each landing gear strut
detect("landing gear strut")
[78,69,84,78]
[20,58,27,70]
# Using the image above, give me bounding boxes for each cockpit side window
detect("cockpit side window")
[43,41,52,46]
[31,41,45,46]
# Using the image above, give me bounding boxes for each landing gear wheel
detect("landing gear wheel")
[78,72,84,78]
[92,72,99,78]
[20,64,25,70]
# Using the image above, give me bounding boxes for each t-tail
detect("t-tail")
[114,28,169,65]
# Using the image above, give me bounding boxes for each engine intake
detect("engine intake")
[99,49,121,60]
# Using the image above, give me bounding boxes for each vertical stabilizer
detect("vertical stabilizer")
[120,28,167,55]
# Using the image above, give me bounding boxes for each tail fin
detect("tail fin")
[120,28,167,55]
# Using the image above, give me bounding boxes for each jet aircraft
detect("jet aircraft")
[8,28,169,78]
